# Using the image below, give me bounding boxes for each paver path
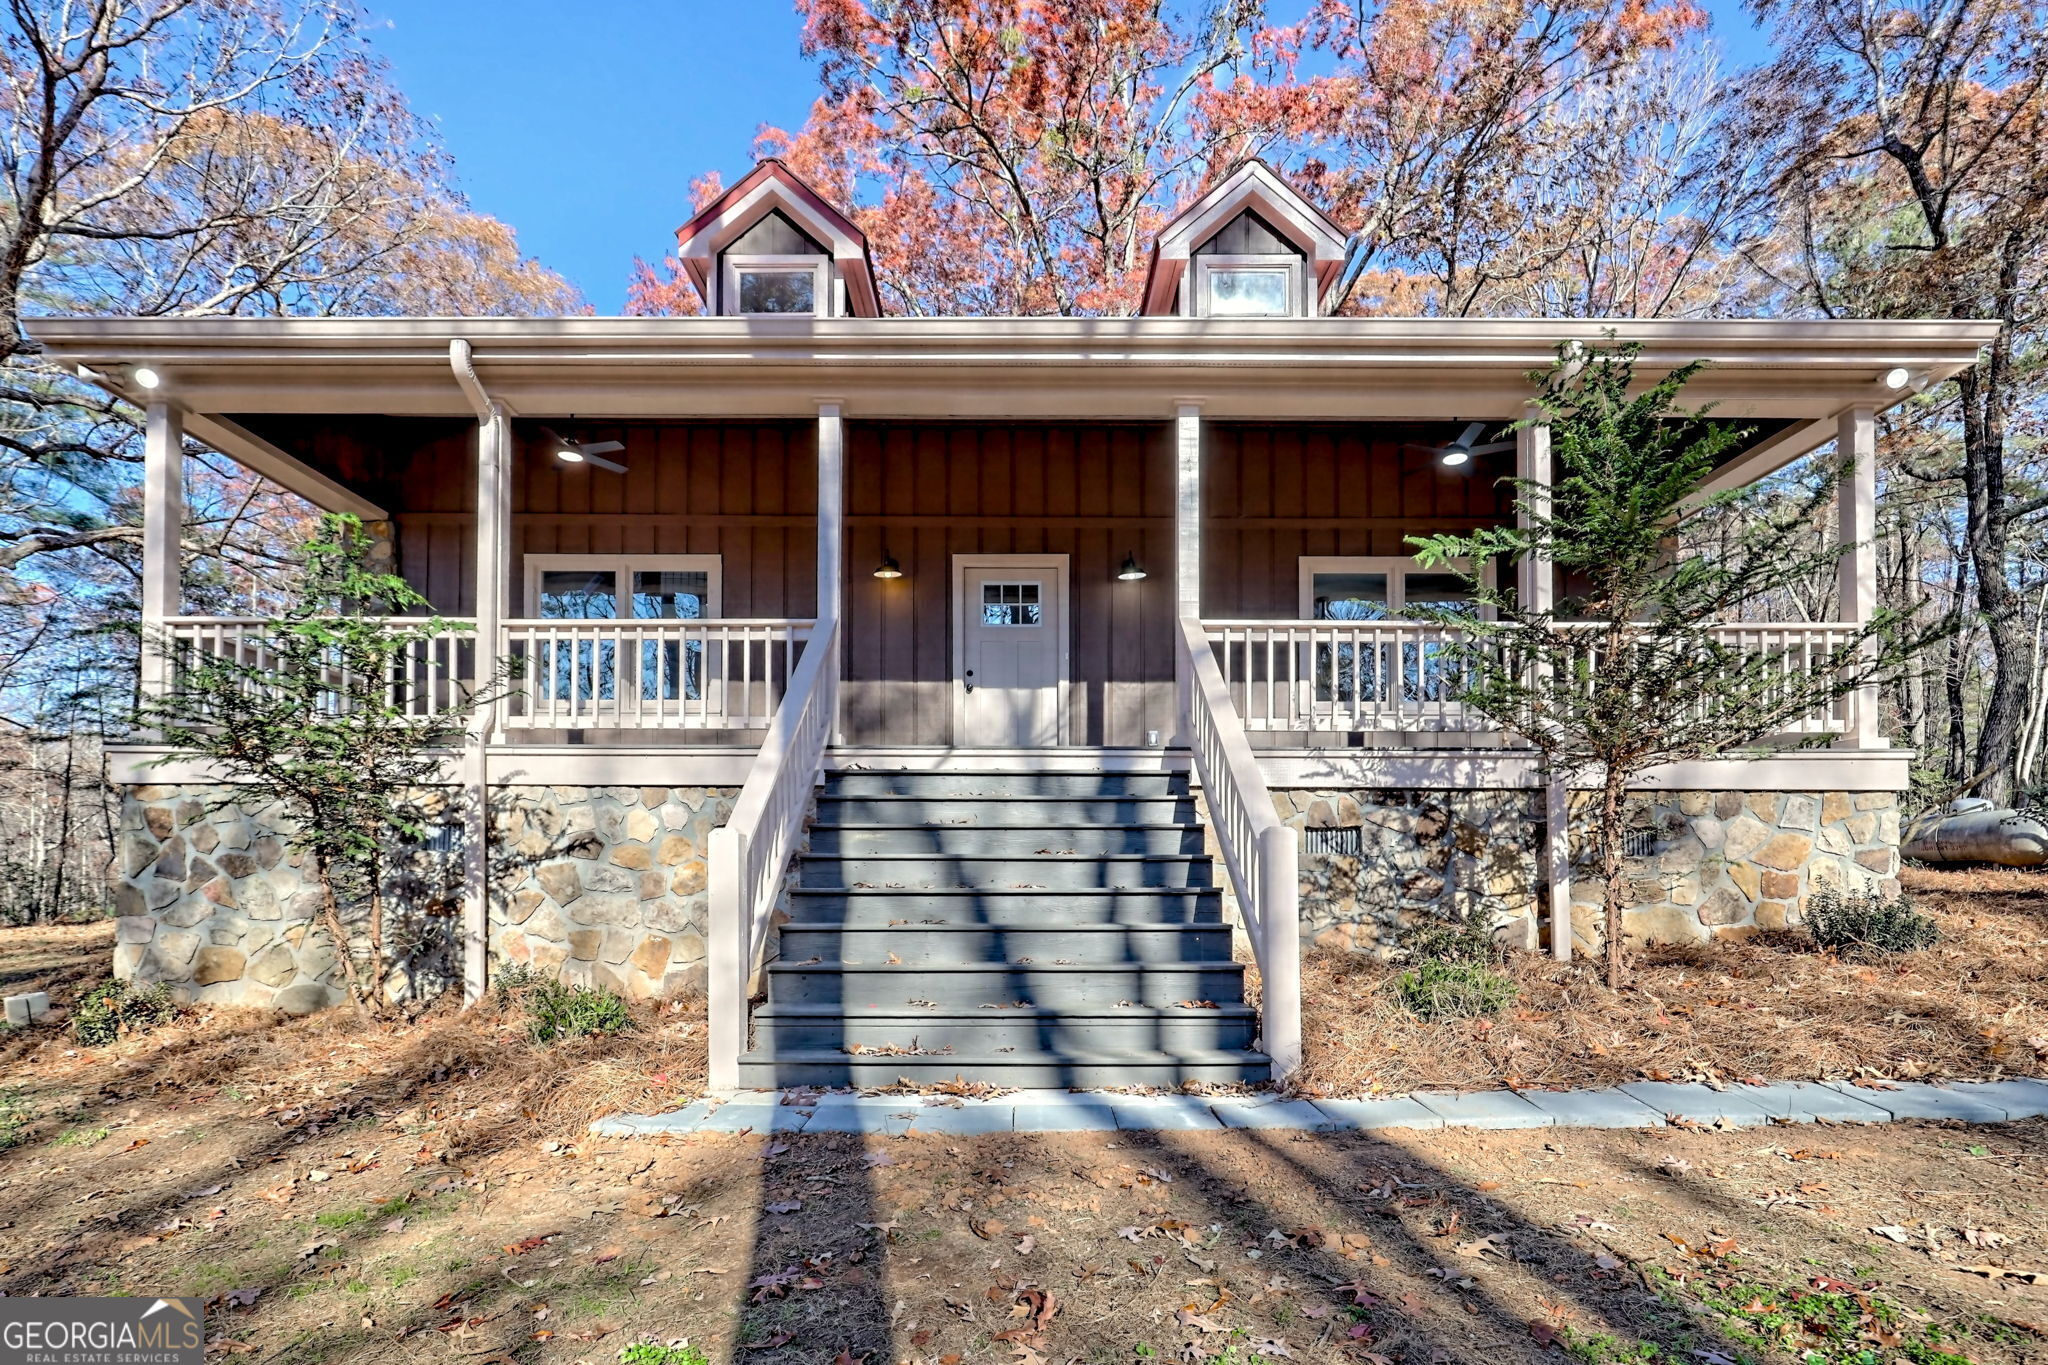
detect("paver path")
[595,1076,2048,1138]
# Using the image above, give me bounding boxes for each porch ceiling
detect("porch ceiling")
[32,317,1995,439]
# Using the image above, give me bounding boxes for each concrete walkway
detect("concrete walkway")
[593,1077,2048,1139]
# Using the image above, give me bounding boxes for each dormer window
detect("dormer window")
[1141,162,1349,319]
[1199,260,1296,317]
[671,161,883,318]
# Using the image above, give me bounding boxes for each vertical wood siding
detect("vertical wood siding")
[1201,422,1515,617]
[840,422,1177,747]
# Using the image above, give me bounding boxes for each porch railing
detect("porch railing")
[159,616,479,718]
[499,619,812,731]
[1203,619,1864,739]
[706,614,840,1090]
[1176,617,1301,1079]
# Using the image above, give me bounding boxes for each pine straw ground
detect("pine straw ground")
[0,908,2046,1364]
[1293,866,2048,1098]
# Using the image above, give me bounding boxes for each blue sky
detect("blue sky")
[366,1,1772,314]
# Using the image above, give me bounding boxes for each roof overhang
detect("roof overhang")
[1142,161,1351,316]
[29,315,1996,479]
[674,160,882,318]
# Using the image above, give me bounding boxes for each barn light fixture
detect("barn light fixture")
[873,552,903,580]
[1117,551,1147,581]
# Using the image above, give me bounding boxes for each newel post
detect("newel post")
[1257,823,1301,1079]
[139,402,185,705]
[707,824,748,1091]
[1836,406,1880,750]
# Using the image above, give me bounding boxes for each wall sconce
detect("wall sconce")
[873,552,903,580]
[1117,551,1146,581]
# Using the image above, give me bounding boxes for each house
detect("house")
[36,160,1995,1089]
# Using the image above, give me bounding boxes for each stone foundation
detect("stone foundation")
[109,782,738,1011]
[1269,787,1902,956]
[488,785,736,999]
[110,784,465,1012]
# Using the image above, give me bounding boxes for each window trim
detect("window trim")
[1296,555,1493,620]
[721,253,832,317]
[1190,255,1301,318]
[523,554,723,619]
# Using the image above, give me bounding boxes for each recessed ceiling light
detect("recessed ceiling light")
[132,366,161,389]
[1882,366,1912,390]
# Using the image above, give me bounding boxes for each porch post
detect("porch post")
[1173,401,1202,741]
[139,402,185,702]
[1518,411,1572,960]
[816,400,844,744]
[461,395,509,1006]
[1836,406,1881,750]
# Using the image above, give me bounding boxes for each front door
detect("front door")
[954,556,1067,747]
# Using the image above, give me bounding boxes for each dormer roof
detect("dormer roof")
[673,160,882,318]
[1141,161,1350,316]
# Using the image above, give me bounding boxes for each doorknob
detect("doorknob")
[964,669,975,694]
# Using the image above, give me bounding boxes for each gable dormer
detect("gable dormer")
[674,160,882,318]
[1141,161,1349,318]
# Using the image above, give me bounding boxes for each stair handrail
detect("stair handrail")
[707,614,839,1090]
[1176,616,1301,1079]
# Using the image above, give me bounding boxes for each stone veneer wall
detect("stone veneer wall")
[110,783,738,1011]
[1267,787,1902,956]
[489,785,737,999]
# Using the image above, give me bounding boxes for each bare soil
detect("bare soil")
[1,890,2045,1365]
[1295,866,2048,1098]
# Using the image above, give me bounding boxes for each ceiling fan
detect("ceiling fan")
[541,425,626,474]
[1414,421,1514,469]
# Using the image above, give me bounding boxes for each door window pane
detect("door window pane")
[1208,268,1290,317]
[1402,572,1478,619]
[981,581,1042,626]
[737,269,815,314]
[633,571,708,620]
[1312,573,1390,621]
[539,569,617,619]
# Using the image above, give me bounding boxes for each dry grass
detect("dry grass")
[1295,864,2048,1096]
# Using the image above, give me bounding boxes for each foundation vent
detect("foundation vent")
[1303,826,1364,857]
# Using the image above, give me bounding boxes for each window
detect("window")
[1298,557,1489,709]
[736,269,815,315]
[524,555,722,707]
[722,254,831,317]
[1207,266,1292,317]
[1194,256,1299,317]
[981,581,1043,626]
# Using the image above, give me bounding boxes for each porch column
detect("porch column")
[1517,411,1572,960]
[461,398,509,1006]
[817,400,844,740]
[1836,405,1881,749]
[1173,402,1202,741]
[139,402,185,701]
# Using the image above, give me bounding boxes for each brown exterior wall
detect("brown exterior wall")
[841,421,1177,747]
[1201,422,1515,617]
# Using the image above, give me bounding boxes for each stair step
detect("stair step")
[779,922,1234,965]
[750,1004,1257,1052]
[807,825,1204,856]
[824,771,1185,798]
[800,854,1214,889]
[735,1048,1270,1088]
[786,888,1225,927]
[764,960,1247,1009]
[817,795,1198,825]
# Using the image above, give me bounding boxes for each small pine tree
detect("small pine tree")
[1408,341,1935,988]
[140,514,509,1012]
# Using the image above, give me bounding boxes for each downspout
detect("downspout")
[451,339,507,1006]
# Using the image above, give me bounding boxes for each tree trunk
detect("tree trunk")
[1601,770,1628,991]
[368,854,387,1011]
[314,851,371,1015]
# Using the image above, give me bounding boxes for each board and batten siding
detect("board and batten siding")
[840,421,1177,747]
[1200,422,1516,618]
